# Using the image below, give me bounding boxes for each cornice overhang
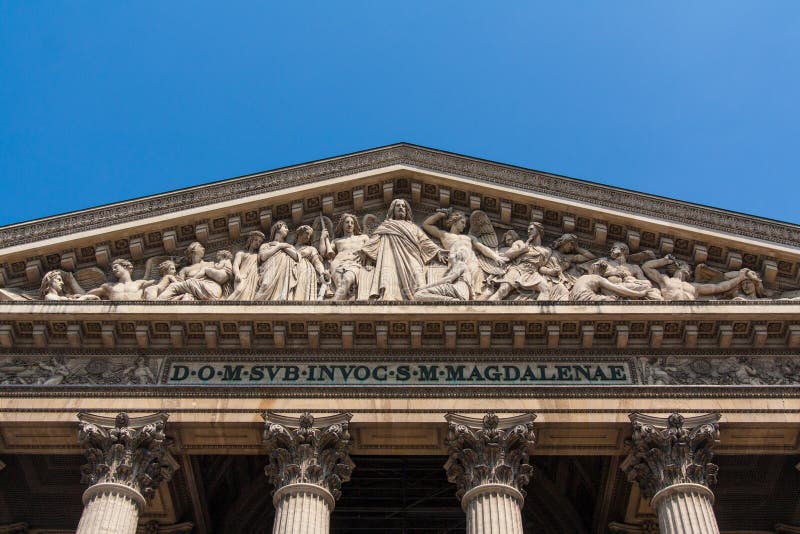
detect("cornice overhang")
[2,301,799,352]
[2,143,799,251]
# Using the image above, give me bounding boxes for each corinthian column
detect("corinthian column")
[262,412,354,534]
[76,412,177,534]
[621,412,721,534]
[444,412,536,534]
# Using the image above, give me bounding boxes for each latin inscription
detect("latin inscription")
[165,361,632,386]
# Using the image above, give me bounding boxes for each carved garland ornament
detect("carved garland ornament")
[621,412,720,500]
[261,411,354,501]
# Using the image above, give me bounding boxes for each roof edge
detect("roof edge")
[1,143,799,249]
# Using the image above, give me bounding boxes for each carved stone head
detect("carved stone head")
[552,233,578,252]
[184,242,205,264]
[444,210,467,233]
[245,230,266,251]
[295,225,313,245]
[157,259,176,276]
[502,230,519,247]
[111,258,134,277]
[39,270,65,298]
[610,241,629,259]
[386,199,412,221]
[526,222,544,242]
[335,213,361,236]
[270,221,289,242]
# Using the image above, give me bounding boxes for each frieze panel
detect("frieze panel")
[164,360,632,386]
[0,355,159,385]
[2,353,800,387]
[637,355,800,385]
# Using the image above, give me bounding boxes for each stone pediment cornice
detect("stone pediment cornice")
[1,143,798,249]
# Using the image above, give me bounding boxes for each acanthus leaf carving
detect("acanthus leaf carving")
[443,412,536,501]
[620,412,720,500]
[261,411,354,501]
[78,412,177,501]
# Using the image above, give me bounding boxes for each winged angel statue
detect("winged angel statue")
[0,196,784,304]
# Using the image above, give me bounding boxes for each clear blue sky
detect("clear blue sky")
[1,2,799,226]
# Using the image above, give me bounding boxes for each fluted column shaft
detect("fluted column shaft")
[76,483,144,534]
[263,412,354,534]
[272,483,333,534]
[652,483,719,534]
[463,484,524,534]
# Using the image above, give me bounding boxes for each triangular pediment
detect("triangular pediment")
[1,143,799,298]
[0,144,800,298]
[1,143,800,361]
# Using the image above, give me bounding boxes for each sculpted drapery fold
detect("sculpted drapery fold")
[361,221,442,300]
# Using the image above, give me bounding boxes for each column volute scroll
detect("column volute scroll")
[262,411,355,534]
[76,411,178,534]
[621,412,722,534]
[444,412,536,534]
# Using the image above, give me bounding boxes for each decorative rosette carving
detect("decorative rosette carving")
[78,412,177,500]
[443,412,537,501]
[262,411,354,501]
[621,412,720,499]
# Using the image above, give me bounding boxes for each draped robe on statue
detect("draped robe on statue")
[361,219,441,300]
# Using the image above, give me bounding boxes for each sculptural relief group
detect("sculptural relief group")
[2,198,781,303]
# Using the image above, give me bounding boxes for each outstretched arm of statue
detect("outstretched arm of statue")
[597,277,650,299]
[571,246,596,263]
[281,243,299,261]
[87,284,111,299]
[205,263,232,284]
[498,240,527,262]
[232,251,245,281]
[415,264,465,291]
[62,272,87,295]
[310,252,330,283]
[642,256,673,287]
[695,269,748,296]
[421,212,446,240]
[539,265,562,277]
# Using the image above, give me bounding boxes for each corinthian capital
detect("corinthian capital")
[443,412,537,501]
[262,412,354,501]
[78,412,177,501]
[621,412,720,499]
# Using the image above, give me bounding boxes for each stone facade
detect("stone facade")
[1,145,799,532]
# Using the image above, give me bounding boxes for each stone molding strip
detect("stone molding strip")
[2,144,799,248]
[2,385,800,399]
